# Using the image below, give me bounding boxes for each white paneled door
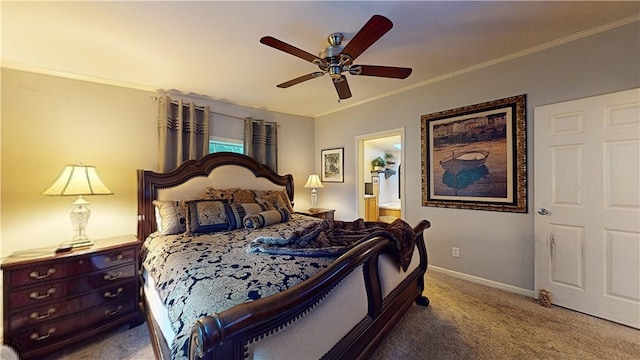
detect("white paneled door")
[534,88,640,329]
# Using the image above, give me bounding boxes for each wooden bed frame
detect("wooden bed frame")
[137,152,430,360]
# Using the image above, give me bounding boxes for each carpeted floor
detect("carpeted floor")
[371,270,640,360]
[42,270,639,360]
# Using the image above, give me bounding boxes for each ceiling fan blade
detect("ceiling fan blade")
[355,65,412,79]
[277,72,324,88]
[260,36,321,64]
[333,76,352,100]
[341,15,393,62]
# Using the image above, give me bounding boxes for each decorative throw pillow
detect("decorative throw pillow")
[256,193,287,211]
[254,189,294,213]
[152,200,187,235]
[225,203,270,230]
[184,199,229,234]
[276,189,295,212]
[204,187,256,204]
[243,208,291,229]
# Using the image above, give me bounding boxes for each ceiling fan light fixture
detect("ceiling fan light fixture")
[329,65,342,79]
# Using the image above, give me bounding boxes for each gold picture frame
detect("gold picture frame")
[421,94,527,212]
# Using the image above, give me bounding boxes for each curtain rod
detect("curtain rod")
[212,111,246,121]
[165,99,272,124]
[213,112,275,126]
[159,96,273,126]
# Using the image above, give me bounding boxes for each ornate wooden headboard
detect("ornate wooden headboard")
[137,152,294,240]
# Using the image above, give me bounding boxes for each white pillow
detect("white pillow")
[152,200,186,235]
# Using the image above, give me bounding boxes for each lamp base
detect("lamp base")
[310,188,318,209]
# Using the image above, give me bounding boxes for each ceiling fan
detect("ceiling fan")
[260,15,412,100]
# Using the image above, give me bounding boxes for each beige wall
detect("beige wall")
[0,69,316,257]
[314,22,640,292]
[1,69,158,255]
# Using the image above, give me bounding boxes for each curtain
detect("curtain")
[158,96,210,172]
[244,117,278,171]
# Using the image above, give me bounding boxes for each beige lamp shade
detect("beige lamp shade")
[303,174,324,189]
[43,165,113,196]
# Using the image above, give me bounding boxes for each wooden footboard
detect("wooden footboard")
[189,220,430,360]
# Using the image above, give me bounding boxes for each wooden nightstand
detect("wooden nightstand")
[297,208,335,221]
[1,235,144,360]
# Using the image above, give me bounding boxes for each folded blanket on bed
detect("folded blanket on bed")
[248,218,417,271]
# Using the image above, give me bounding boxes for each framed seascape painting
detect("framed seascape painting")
[420,94,527,213]
[321,147,344,183]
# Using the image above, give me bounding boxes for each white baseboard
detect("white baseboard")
[428,265,535,298]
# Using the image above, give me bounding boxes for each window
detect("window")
[209,136,243,154]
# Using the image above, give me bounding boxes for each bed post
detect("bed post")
[190,315,225,360]
[413,220,431,307]
[137,169,152,240]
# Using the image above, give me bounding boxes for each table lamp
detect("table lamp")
[43,164,113,249]
[304,174,323,209]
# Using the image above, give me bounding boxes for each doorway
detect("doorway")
[356,128,405,221]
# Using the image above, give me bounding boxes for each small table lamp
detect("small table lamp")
[304,174,324,209]
[43,164,113,250]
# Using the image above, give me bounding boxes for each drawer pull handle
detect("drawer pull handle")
[104,271,123,281]
[30,327,55,341]
[29,268,56,280]
[30,307,57,320]
[106,254,124,263]
[104,287,123,298]
[29,288,56,300]
[105,305,123,316]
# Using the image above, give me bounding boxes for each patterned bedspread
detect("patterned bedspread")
[141,214,336,359]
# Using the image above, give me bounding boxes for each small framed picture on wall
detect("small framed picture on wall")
[321,147,344,183]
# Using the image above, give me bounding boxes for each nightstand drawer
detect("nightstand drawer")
[6,297,136,351]
[8,280,138,331]
[7,248,135,288]
[78,248,136,271]
[9,264,136,309]
[2,235,144,359]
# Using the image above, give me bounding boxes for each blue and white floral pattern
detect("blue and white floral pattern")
[142,214,335,359]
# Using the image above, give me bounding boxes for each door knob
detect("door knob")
[537,208,549,215]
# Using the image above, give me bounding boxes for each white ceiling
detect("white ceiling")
[366,135,402,154]
[2,1,639,118]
